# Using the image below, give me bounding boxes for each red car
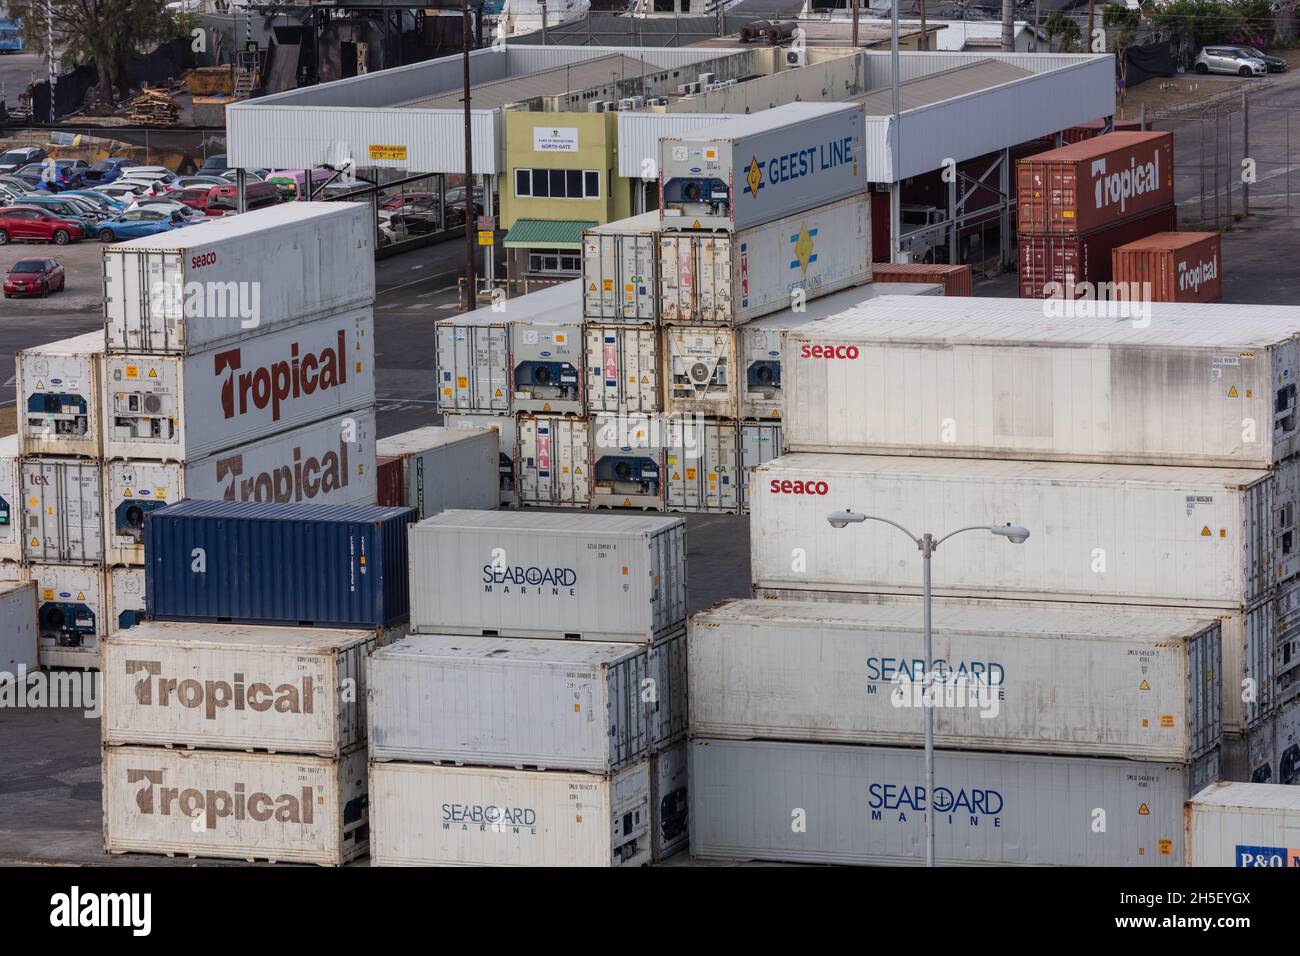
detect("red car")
[4,257,65,298]
[0,205,86,245]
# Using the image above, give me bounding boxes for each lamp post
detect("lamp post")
[825,510,1030,867]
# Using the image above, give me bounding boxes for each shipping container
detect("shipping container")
[21,458,103,565]
[738,422,781,515]
[16,332,103,458]
[102,621,373,756]
[517,414,590,508]
[750,453,1297,610]
[408,509,687,643]
[871,262,971,296]
[652,740,689,861]
[144,499,415,629]
[1243,699,1300,785]
[692,738,1216,866]
[103,203,375,354]
[782,295,1300,468]
[444,413,519,506]
[590,412,664,510]
[103,745,368,865]
[581,213,661,323]
[31,563,104,669]
[664,416,739,514]
[1112,231,1222,303]
[1186,782,1300,867]
[0,434,20,566]
[689,598,1221,761]
[664,327,737,418]
[1019,205,1176,299]
[102,307,375,462]
[369,631,686,771]
[369,759,651,866]
[105,566,146,631]
[660,102,865,232]
[584,324,660,414]
[659,194,872,325]
[1246,574,1300,728]
[1017,131,1174,236]
[0,580,37,684]
[375,425,497,519]
[509,313,584,415]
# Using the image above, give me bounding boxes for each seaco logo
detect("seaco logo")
[214,438,351,504]
[483,564,578,595]
[1178,255,1219,293]
[213,329,350,422]
[799,343,859,360]
[1091,150,1162,214]
[128,768,314,829]
[126,660,315,720]
[443,802,537,834]
[769,479,828,496]
[869,783,1004,825]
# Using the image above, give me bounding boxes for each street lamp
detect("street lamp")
[825,510,1030,867]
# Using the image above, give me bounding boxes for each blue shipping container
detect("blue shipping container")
[144,499,415,629]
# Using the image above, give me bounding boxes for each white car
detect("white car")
[128,198,202,219]
[377,210,410,247]
[118,166,176,184]
[1194,46,1268,77]
[94,182,148,201]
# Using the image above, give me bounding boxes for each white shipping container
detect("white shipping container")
[783,295,1300,467]
[444,413,519,506]
[659,194,871,326]
[16,332,103,458]
[103,203,375,354]
[689,599,1221,762]
[652,740,689,861]
[664,326,738,418]
[1263,574,1300,719]
[0,581,38,684]
[101,621,374,756]
[102,307,375,462]
[581,213,660,323]
[509,314,584,414]
[1244,697,1300,786]
[664,416,739,514]
[369,759,651,866]
[585,324,660,414]
[376,425,497,519]
[408,509,687,643]
[738,421,781,515]
[105,566,146,632]
[517,414,590,507]
[21,458,103,566]
[691,738,1216,866]
[103,745,368,865]
[590,412,664,510]
[751,453,1296,609]
[31,564,105,669]
[0,435,21,565]
[1186,782,1300,867]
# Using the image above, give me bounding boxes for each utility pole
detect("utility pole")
[46,0,55,122]
[1001,0,1013,51]
[852,0,858,49]
[1087,0,1095,51]
[920,0,927,51]
[462,0,477,310]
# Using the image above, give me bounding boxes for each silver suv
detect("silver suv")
[1194,46,1268,77]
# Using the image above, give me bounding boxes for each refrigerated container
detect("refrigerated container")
[444,413,518,506]
[517,414,590,508]
[690,737,1216,866]
[664,416,739,514]
[105,566,146,631]
[738,422,781,515]
[0,580,37,684]
[581,213,660,323]
[659,194,871,325]
[31,563,104,669]
[376,425,497,519]
[689,598,1221,761]
[16,331,103,458]
[664,327,738,418]
[21,458,103,565]
[144,499,415,629]
[590,412,664,510]
[509,313,583,414]
[408,509,687,643]
[871,262,970,296]
[368,759,651,866]
[1244,698,1300,786]
[0,434,20,567]
[783,295,1300,468]
[1186,782,1300,867]
[102,621,374,756]
[1112,231,1222,303]
[102,746,369,865]
[1017,131,1174,236]
[102,307,375,462]
[1247,574,1300,728]
[1019,205,1175,299]
[660,102,865,231]
[750,453,1297,610]
[584,324,659,414]
[652,740,689,862]
[103,202,375,354]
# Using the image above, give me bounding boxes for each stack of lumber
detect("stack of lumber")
[126,89,179,126]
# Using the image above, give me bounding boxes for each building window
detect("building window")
[514,168,599,199]
[528,247,582,274]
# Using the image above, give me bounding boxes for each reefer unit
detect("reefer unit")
[782,295,1300,468]
[0,580,37,683]
[105,566,146,631]
[368,633,686,771]
[750,453,1298,610]
[1016,131,1174,236]
[1247,575,1300,726]
[101,621,374,756]
[408,509,687,643]
[1186,782,1300,867]
[517,414,590,508]
[444,413,519,507]
[665,327,738,418]
[689,599,1221,762]
[144,499,415,629]
[690,738,1214,866]
[0,434,21,567]
[664,416,739,514]
[103,202,375,354]
[102,307,375,462]
[585,324,660,414]
[581,213,660,323]
[652,740,689,861]
[368,760,651,867]
[1245,698,1300,786]
[660,102,865,231]
[1112,231,1222,303]
[103,745,368,866]
[31,563,105,669]
[1018,205,1176,299]
[21,458,103,565]
[376,425,498,519]
[738,421,781,514]
[16,331,103,458]
[591,412,664,510]
[508,313,584,414]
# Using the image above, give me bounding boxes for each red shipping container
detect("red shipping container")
[1017,131,1174,236]
[1060,118,1146,145]
[1019,205,1176,299]
[376,455,404,507]
[1111,231,1222,303]
[871,262,971,296]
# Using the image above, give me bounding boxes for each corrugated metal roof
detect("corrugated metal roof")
[403,54,670,109]
[852,59,1030,114]
[503,218,597,248]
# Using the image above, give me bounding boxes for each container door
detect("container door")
[622,233,658,322]
[438,324,509,414]
[0,449,20,565]
[739,423,782,514]
[22,460,103,565]
[665,418,739,513]
[582,233,614,319]
[519,416,589,507]
[695,236,732,324]
[106,251,186,352]
[660,235,691,323]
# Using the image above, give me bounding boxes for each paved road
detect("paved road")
[0,52,41,109]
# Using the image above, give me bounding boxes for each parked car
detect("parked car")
[94,182,149,202]
[131,198,205,221]
[4,257,65,297]
[15,158,91,190]
[12,194,107,228]
[0,175,35,194]
[218,168,269,182]
[0,184,27,206]
[168,175,228,190]
[0,206,86,244]
[0,146,46,174]
[118,166,177,185]
[378,210,410,247]
[80,158,141,186]
[1233,46,1288,73]
[59,189,128,214]
[389,201,443,236]
[1194,46,1268,76]
[207,181,281,212]
[96,206,199,242]
[198,154,229,174]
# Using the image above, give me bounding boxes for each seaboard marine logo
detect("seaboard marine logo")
[443,802,538,835]
[869,782,1003,827]
[213,329,351,423]
[482,564,577,597]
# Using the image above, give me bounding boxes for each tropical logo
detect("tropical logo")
[789,223,817,273]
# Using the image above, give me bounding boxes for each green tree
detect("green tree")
[1102,3,1143,54]
[1151,0,1248,65]
[1045,11,1084,52]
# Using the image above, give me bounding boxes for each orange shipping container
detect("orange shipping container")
[1017,131,1174,237]
[1111,232,1222,303]
[870,263,971,297]
[1019,205,1175,299]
